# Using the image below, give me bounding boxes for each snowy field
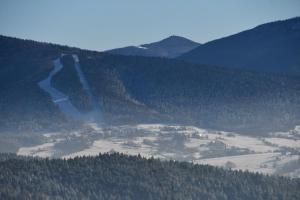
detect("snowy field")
[15,123,300,178]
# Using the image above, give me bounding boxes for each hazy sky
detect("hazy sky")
[1,0,300,51]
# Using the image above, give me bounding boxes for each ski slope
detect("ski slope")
[38,55,102,122]
[38,58,84,120]
[72,54,102,122]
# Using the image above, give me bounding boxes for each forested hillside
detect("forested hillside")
[179,17,300,76]
[1,153,299,200]
[0,36,76,133]
[1,35,300,134]
[77,54,300,134]
[51,55,94,113]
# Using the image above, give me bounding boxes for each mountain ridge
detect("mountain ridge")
[106,35,200,58]
[179,17,300,75]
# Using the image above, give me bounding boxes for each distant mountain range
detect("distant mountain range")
[105,35,200,58]
[179,17,300,76]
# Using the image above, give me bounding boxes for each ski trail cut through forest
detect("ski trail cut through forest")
[38,58,85,120]
[72,54,102,122]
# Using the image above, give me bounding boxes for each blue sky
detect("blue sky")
[0,0,300,51]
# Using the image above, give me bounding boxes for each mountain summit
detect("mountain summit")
[106,35,200,58]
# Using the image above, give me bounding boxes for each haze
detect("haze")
[0,0,300,51]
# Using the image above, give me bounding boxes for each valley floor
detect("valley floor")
[15,123,300,178]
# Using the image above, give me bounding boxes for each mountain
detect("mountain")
[106,35,201,58]
[1,153,299,200]
[179,17,300,76]
[1,35,300,135]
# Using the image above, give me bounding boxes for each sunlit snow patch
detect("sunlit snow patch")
[136,45,148,49]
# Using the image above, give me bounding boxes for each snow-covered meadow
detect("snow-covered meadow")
[17,123,300,178]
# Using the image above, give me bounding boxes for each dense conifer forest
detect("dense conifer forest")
[1,35,300,134]
[0,153,299,200]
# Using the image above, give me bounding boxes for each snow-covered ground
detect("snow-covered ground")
[17,142,56,157]
[72,54,102,122]
[264,137,300,148]
[38,57,85,120]
[136,45,148,49]
[16,123,300,177]
[38,55,102,122]
[196,153,299,174]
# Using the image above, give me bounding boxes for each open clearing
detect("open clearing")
[17,123,300,178]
